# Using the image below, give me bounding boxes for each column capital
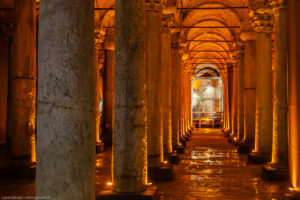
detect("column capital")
[230,39,245,63]
[162,14,174,33]
[249,8,274,33]
[179,44,189,60]
[270,0,287,13]
[240,21,256,41]
[145,1,162,12]
[95,29,105,50]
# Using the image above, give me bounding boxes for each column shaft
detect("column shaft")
[244,40,256,144]
[103,50,114,145]
[178,61,183,139]
[171,38,180,148]
[162,29,173,155]
[254,25,273,156]
[146,2,163,167]
[36,0,95,198]
[271,3,288,167]
[288,0,300,191]
[112,0,147,192]
[9,0,36,165]
[95,48,101,143]
[238,51,245,140]
[0,40,8,143]
[232,66,239,138]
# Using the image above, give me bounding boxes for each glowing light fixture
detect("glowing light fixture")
[107,182,113,186]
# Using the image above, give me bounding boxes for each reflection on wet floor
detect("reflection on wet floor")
[0,128,294,199]
[157,129,292,200]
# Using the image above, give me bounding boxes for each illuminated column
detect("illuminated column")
[237,42,245,141]
[171,35,180,148]
[179,59,186,139]
[239,30,256,153]
[103,29,114,145]
[146,1,163,167]
[181,72,186,136]
[179,51,188,140]
[8,0,36,166]
[227,64,234,133]
[221,68,230,131]
[263,0,288,179]
[248,8,273,163]
[288,0,300,193]
[230,59,239,141]
[162,16,173,155]
[186,73,192,132]
[95,30,105,151]
[37,0,95,198]
[113,0,147,193]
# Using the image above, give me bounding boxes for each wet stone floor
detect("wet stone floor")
[157,129,292,200]
[0,128,295,200]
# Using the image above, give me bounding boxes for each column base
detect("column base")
[186,132,191,137]
[168,153,180,164]
[223,129,231,137]
[175,145,184,154]
[184,135,190,141]
[180,138,187,146]
[237,142,253,154]
[228,135,235,143]
[148,164,174,183]
[97,185,158,200]
[96,141,104,154]
[0,165,36,179]
[262,164,289,180]
[248,152,270,164]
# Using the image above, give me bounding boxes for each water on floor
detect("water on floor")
[156,129,292,200]
[0,129,294,200]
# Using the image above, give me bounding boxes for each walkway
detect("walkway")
[0,129,294,200]
[157,129,292,200]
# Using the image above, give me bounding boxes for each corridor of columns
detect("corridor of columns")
[0,0,300,199]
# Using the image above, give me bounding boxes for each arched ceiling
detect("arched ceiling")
[95,0,256,76]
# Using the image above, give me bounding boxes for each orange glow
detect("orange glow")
[289,105,300,192]
[107,182,113,186]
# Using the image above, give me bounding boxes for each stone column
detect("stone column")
[229,61,239,142]
[227,65,234,133]
[181,73,186,136]
[36,0,95,199]
[171,35,180,149]
[162,16,173,155]
[146,1,163,167]
[288,0,300,193]
[221,68,229,131]
[103,29,114,146]
[95,30,105,152]
[237,43,245,141]
[238,31,256,153]
[248,8,273,163]
[186,74,192,132]
[263,0,288,179]
[178,59,184,140]
[0,38,9,144]
[8,0,36,166]
[113,0,147,193]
